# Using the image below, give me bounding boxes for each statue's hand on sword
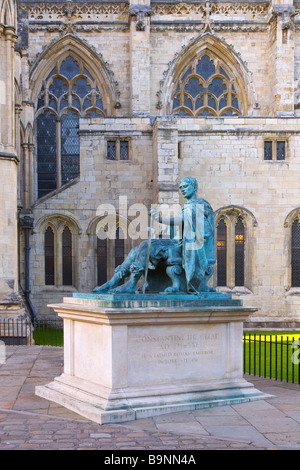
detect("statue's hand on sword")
[143,208,158,294]
[149,207,160,221]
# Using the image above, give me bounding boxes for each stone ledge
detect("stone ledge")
[36,378,271,425]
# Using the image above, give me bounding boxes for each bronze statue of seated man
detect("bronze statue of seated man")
[93,176,216,294]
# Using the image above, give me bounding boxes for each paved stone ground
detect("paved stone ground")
[1,346,300,451]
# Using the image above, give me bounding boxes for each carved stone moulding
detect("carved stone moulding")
[150,22,268,32]
[151,2,270,21]
[20,2,129,22]
[28,23,129,33]
[22,1,271,23]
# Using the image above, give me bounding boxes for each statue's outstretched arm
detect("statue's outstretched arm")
[150,208,182,226]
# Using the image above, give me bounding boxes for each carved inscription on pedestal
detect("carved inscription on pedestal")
[127,325,225,386]
[138,332,217,365]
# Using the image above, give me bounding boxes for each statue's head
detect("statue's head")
[179,176,198,195]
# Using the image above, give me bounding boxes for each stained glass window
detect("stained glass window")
[115,228,125,268]
[276,141,285,160]
[73,78,91,98]
[235,219,245,286]
[264,140,286,161]
[292,220,300,287]
[264,141,273,160]
[172,54,241,117]
[120,141,129,161]
[107,141,116,160]
[44,223,76,287]
[36,55,105,198]
[62,227,73,286]
[216,212,249,289]
[97,237,107,286]
[96,228,125,287]
[107,140,129,161]
[217,220,227,286]
[37,111,57,199]
[61,111,80,185]
[60,56,80,79]
[49,78,68,99]
[45,226,55,285]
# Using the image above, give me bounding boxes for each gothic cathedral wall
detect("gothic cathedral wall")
[12,0,300,327]
[0,0,25,320]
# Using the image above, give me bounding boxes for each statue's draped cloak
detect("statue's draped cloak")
[180,198,214,292]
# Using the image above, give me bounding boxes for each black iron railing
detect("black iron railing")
[0,318,63,346]
[243,332,300,384]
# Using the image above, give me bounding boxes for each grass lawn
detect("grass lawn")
[33,325,63,347]
[243,331,300,383]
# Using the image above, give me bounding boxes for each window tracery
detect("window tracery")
[215,207,255,292]
[292,219,300,288]
[39,214,80,288]
[96,226,125,287]
[172,54,241,117]
[62,226,73,286]
[216,219,227,286]
[216,216,245,287]
[234,218,245,287]
[35,55,105,199]
[44,226,55,286]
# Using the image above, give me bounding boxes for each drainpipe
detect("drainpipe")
[19,215,37,326]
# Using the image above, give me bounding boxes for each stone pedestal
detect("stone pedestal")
[35,293,271,424]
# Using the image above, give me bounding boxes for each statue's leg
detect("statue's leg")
[92,268,127,293]
[110,264,144,293]
[164,242,186,293]
[165,265,185,292]
[110,241,149,293]
[93,247,138,293]
[199,265,216,292]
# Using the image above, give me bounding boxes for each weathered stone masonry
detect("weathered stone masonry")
[1,0,300,327]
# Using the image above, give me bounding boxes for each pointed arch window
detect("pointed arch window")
[172,54,241,117]
[62,226,73,286]
[43,222,77,288]
[36,55,105,199]
[216,214,249,290]
[96,227,126,288]
[115,227,125,268]
[97,237,107,287]
[44,226,55,285]
[235,219,245,286]
[292,220,300,287]
[217,219,227,286]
